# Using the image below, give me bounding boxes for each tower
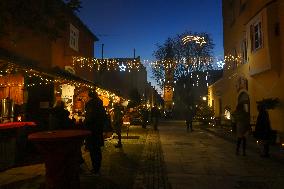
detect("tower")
[163,59,175,112]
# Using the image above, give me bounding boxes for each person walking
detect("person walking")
[232,103,250,156]
[185,106,194,132]
[84,90,106,174]
[151,104,160,131]
[254,104,272,157]
[113,103,124,148]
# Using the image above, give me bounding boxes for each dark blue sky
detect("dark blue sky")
[77,0,223,61]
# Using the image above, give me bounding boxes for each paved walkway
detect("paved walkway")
[203,124,284,163]
[159,120,284,189]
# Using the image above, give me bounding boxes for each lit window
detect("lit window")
[251,21,262,51]
[70,24,79,51]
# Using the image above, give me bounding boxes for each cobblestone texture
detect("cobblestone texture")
[133,130,171,189]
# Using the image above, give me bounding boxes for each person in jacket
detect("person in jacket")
[113,103,124,148]
[151,104,160,131]
[254,104,272,157]
[185,106,194,132]
[49,100,71,130]
[84,90,106,174]
[232,103,250,156]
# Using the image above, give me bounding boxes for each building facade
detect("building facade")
[209,0,284,137]
[0,0,98,125]
[96,57,148,100]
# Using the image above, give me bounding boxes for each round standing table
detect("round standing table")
[28,130,91,189]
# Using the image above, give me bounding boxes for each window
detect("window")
[69,24,79,51]
[251,21,262,51]
[241,39,248,64]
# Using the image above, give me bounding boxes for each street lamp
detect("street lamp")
[202,96,207,101]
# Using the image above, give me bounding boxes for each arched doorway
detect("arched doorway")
[238,92,250,113]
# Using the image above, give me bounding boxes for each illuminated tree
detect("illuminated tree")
[151,31,215,118]
[194,100,214,125]
[151,31,215,89]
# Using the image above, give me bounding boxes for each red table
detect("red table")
[28,130,91,189]
[0,122,36,130]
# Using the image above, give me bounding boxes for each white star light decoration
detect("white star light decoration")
[119,63,126,72]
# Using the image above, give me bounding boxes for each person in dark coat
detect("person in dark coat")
[84,90,106,174]
[49,100,71,130]
[113,103,124,148]
[254,104,272,157]
[185,106,194,132]
[151,104,160,131]
[232,103,250,156]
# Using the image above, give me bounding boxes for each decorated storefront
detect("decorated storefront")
[0,57,124,126]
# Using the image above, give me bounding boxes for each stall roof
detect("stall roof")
[0,48,96,86]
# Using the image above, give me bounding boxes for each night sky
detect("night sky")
[77,0,223,60]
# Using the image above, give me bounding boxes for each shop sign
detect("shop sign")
[61,84,75,112]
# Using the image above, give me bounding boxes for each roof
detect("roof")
[0,48,96,86]
[64,1,99,42]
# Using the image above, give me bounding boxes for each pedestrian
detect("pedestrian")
[113,102,124,148]
[185,106,194,132]
[254,104,272,157]
[151,104,160,131]
[84,90,106,174]
[232,103,250,156]
[49,100,72,130]
[103,109,113,139]
[141,107,149,129]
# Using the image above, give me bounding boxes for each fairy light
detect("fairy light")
[0,61,98,90]
[224,54,243,70]
[72,57,143,72]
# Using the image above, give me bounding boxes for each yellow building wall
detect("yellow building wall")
[211,0,284,133]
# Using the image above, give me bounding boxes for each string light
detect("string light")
[0,61,130,105]
[72,57,142,72]
[224,54,243,70]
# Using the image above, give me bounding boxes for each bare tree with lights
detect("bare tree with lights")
[152,31,215,88]
[151,31,215,118]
